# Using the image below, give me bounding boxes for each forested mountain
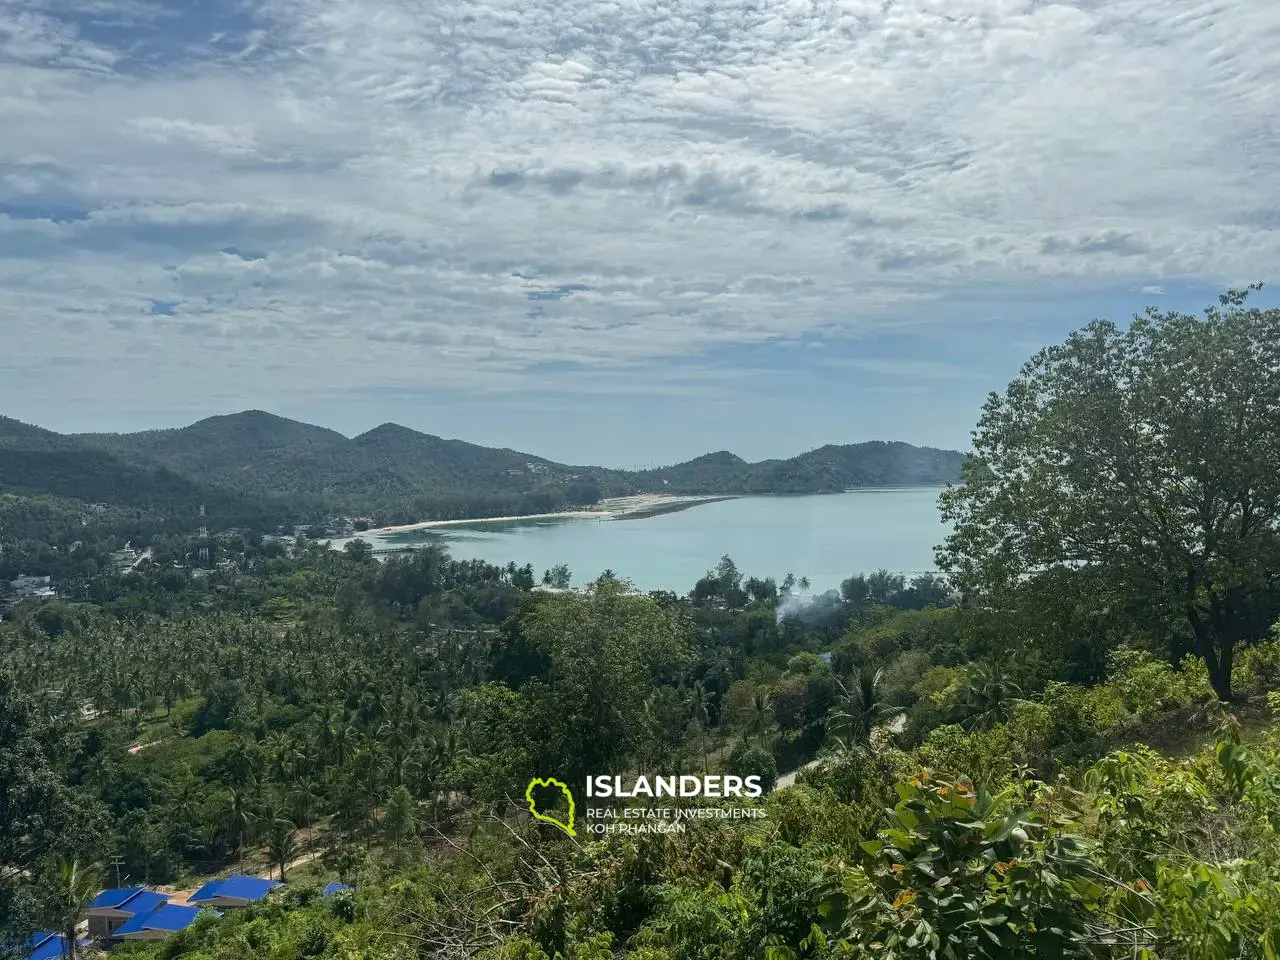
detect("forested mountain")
[75,410,350,482]
[638,441,965,494]
[0,411,966,518]
[0,416,278,524]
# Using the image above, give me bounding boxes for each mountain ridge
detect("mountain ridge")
[2,411,969,518]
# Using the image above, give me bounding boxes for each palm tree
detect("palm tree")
[685,682,712,773]
[52,857,102,960]
[829,667,898,751]
[955,660,1026,731]
[797,576,811,591]
[265,812,297,881]
[746,689,774,745]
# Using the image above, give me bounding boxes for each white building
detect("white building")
[9,575,56,599]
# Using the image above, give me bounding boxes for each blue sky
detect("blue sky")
[2,0,1278,466]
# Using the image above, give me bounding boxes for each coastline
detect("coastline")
[608,495,738,521]
[370,509,609,534]
[363,493,737,536]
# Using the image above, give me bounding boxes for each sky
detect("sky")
[2,0,1278,467]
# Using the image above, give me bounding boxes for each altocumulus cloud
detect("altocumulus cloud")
[1,0,1279,412]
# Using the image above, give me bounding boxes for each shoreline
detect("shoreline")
[370,509,610,535]
[355,486,946,539]
[361,494,737,536]
[609,496,738,521]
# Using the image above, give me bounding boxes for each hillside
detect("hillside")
[75,411,349,490]
[0,416,288,524]
[4,411,967,515]
[642,441,964,494]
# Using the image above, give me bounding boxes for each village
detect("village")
[24,874,352,959]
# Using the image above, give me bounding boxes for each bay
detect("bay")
[334,486,952,594]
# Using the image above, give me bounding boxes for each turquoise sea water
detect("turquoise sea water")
[334,487,952,594]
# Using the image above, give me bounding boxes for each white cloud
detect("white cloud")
[1,0,1278,413]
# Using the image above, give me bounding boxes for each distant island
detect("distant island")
[0,410,966,528]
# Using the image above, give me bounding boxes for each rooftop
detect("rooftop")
[190,875,281,904]
[115,903,211,937]
[89,887,169,915]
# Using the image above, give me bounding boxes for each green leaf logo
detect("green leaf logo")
[525,777,577,837]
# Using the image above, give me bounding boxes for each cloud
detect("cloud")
[1,0,1278,415]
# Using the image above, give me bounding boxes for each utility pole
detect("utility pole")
[108,854,126,890]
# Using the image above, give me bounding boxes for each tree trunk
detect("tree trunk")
[1206,638,1234,702]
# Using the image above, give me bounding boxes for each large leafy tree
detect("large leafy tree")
[0,669,106,948]
[517,579,692,787]
[940,288,1280,700]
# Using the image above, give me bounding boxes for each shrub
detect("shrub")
[1234,640,1280,697]
[726,740,778,794]
[816,774,1107,958]
[1108,647,1201,717]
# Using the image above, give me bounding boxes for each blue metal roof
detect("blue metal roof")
[189,879,222,902]
[125,891,169,915]
[90,886,147,909]
[190,875,280,903]
[88,887,169,915]
[323,882,352,897]
[115,904,209,936]
[27,932,69,960]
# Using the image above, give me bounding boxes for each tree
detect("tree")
[343,539,373,563]
[265,813,297,881]
[940,287,1280,700]
[515,581,692,786]
[48,858,102,960]
[954,659,1026,731]
[542,564,572,589]
[0,669,105,948]
[383,785,416,849]
[829,667,898,750]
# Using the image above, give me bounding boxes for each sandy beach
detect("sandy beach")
[363,494,731,536]
[371,509,609,535]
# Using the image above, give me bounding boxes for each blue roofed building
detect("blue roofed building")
[25,931,67,960]
[86,887,171,938]
[189,875,281,909]
[24,931,90,960]
[323,882,352,897]
[114,904,214,941]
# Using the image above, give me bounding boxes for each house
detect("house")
[323,882,352,897]
[189,875,280,909]
[8,575,55,600]
[109,545,140,572]
[23,931,89,960]
[87,887,170,938]
[113,904,213,941]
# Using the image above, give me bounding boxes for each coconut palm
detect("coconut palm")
[954,659,1026,731]
[51,857,102,960]
[829,667,899,751]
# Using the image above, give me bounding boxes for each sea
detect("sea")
[329,486,953,594]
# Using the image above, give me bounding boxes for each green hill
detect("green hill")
[638,441,964,494]
[0,416,285,524]
[3,411,967,515]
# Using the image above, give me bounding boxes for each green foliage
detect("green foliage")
[940,287,1280,701]
[819,774,1107,958]
[726,742,778,794]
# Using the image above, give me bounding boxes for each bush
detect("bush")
[1235,640,1280,696]
[726,740,777,793]
[1108,647,1204,717]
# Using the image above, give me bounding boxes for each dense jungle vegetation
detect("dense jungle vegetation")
[3,289,1280,958]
